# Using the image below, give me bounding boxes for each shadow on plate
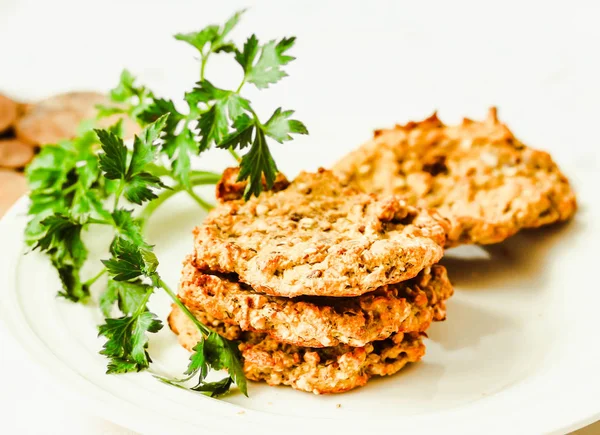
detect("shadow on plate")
[426,297,516,351]
[441,219,583,290]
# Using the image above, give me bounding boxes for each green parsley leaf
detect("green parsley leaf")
[100,279,152,317]
[244,37,296,89]
[32,215,87,267]
[97,129,128,180]
[189,80,230,102]
[138,98,183,136]
[174,26,220,53]
[237,128,277,199]
[29,214,89,303]
[137,99,200,188]
[103,69,154,120]
[25,144,74,191]
[168,129,198,188]
[217,114,255,150]
[128,113,169,176]
[102,237,157,282]
[191,377,234,397]
[71,188,111,221]
[203,332,247,395]
[112,209,149,248]
[107,118,125,137]
[98,310,163,374]
[123,172,167,205]
[175,9,245,55]
[185,341,208,378]
[188,81,250,122]
[213,9,245,53]
[263,107,308,143]
[109,69,138,103]
[234,34,260,74]
[99,281,118,317]
[197,104,229,152]
[184,332,247,396]
[96,117,169,205]
[226,94,251,121]
[54,262,90,302]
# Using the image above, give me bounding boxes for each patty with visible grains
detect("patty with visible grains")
[168,306,426,394]
[179,257,452,347]
[193,168,450,298]
[333,108,577,246]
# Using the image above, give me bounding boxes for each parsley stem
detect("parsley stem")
[146,163,221,182]
[190,170,221,180]
[83,268,107,288]
[235,78,246,94]
[113,181,125,210]
[63,184,78,194]
[228,148,241,162]
[200,55,208,81]
[139,173,220,226]
[145,163,172,177]
[158,278,211,336]
[139,188,180,225]
[135,287,154,318]
[186,188,214,212]
[88,218,113,226]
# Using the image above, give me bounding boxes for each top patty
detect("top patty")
[193,168,449,297]
[179,257,453,347]
[333,108,577,246]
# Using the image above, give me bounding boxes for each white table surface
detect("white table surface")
[1,0,598,433]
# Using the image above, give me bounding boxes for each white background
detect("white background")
[0,0,598,433]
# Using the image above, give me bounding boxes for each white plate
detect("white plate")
[1,167,599,435]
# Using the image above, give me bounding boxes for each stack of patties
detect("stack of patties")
[169,168,454,394]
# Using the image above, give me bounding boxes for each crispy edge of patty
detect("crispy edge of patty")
[168,306,426,394]
[179,258,453,347]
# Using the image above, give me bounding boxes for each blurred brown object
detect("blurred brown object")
[0,138,35,169]
[0,93,34,217]
[0,89,138,219]
[0,94,35,217]
[0,94,18,133]
[0,170,27,217]
[15,91,139,145]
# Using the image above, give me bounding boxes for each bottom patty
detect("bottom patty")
[168,306,426,394]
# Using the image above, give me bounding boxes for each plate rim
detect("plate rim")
[1,194,599,435]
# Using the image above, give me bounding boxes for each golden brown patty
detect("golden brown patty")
[194,168,449,298]
[168,306,426,394]
[333,108,577,246]
[179,257,452,347]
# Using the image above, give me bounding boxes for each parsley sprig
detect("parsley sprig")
[24,9,305,397]
[103,8,307,198]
